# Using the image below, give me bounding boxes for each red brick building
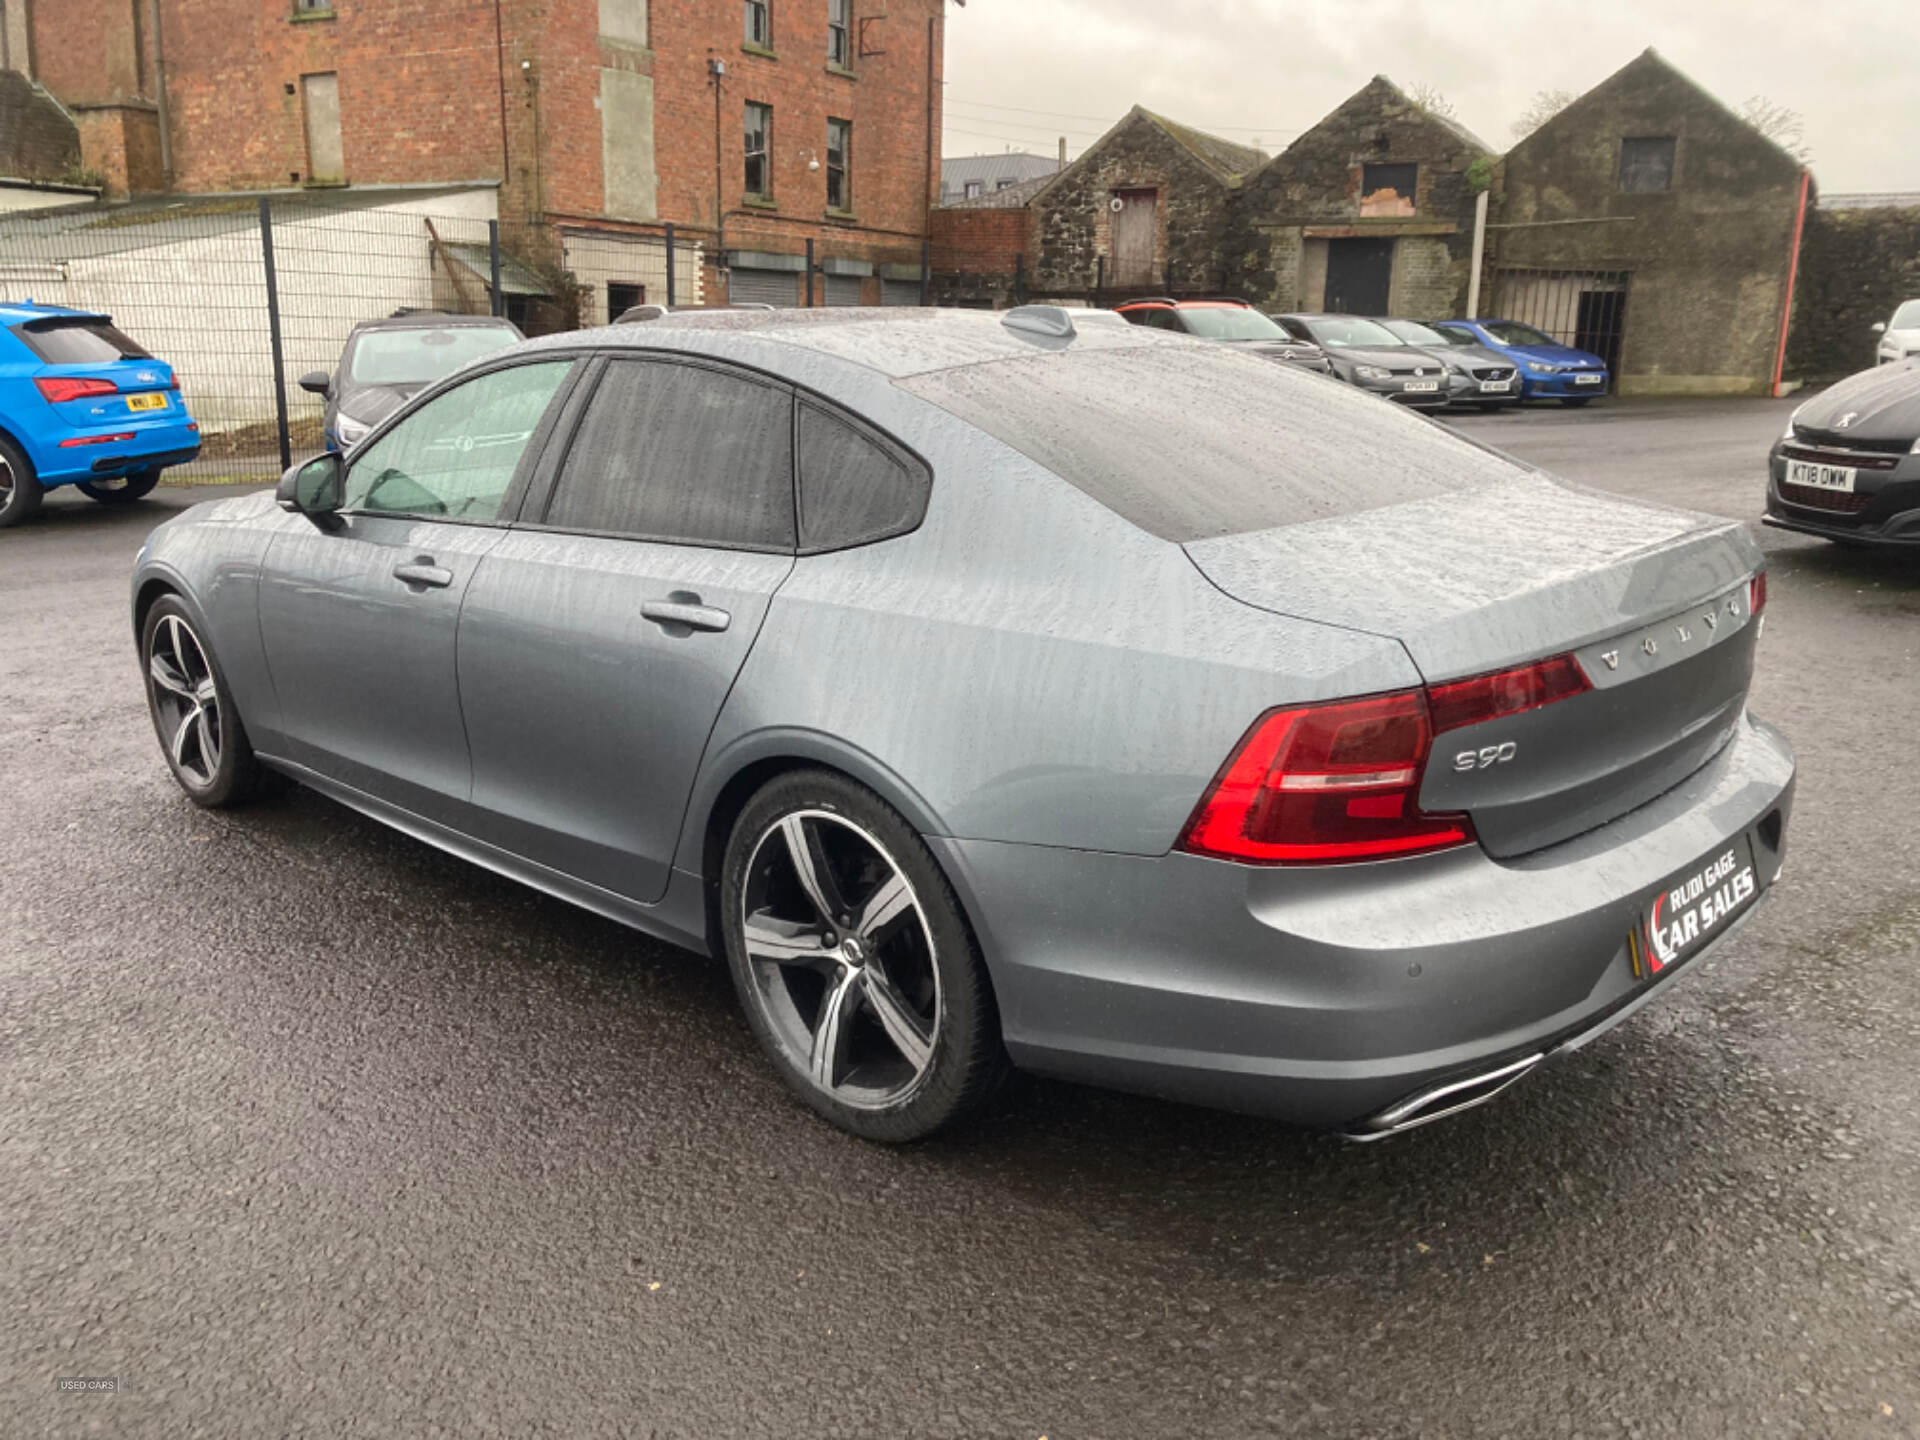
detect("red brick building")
[4,0,950,308]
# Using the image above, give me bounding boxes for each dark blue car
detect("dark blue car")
[1431,318,1610,405]
[0,301,200,527]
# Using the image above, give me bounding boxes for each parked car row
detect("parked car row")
[1114,298,1613,413]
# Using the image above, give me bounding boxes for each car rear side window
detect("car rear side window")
[797,405,929,552]
[901,345,1522,542]
[14,318,150,364]
[545,358,796,550]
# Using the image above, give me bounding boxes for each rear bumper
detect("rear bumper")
[934,712,1794,1130]
[34,421,200,487]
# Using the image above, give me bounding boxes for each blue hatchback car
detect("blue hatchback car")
[0,301,200,527]
[1431,318,1611,405]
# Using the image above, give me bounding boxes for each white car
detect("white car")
[1872,299,1920,364]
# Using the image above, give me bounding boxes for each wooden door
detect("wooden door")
[1110,189,1157,288]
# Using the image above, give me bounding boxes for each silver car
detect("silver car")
[131,308,1794,1143]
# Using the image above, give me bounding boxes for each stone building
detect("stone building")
[1228,76,1495,318]
[1492,48,1808,395]
[1019,107,1266,298]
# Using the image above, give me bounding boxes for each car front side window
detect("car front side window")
[342,360,572,521]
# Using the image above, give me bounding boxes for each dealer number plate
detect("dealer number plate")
[1785,458,1855,493]
[1637,834,1758,977]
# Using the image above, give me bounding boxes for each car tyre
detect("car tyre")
[720,768,1008,1142]
[78,467,162,504]
[0,434,45,529]
[140,595,273,808]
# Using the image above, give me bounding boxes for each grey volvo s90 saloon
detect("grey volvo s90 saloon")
[131,307,1793,1143]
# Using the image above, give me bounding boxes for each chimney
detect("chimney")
[1058,136,1067,165]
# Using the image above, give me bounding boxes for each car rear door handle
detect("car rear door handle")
[641,599,731,633]
[393,560,454,589]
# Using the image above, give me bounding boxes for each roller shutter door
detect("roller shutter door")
[728,268,800,307]
[825,275,864,307]
[881,279,923,307]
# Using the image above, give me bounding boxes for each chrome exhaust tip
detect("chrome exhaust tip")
[1341,1052,1546,1142]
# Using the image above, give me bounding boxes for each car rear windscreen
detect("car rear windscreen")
[14,317,150,364]
[350,326,520,385]
[900,345,1523,542]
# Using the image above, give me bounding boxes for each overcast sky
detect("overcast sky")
[942,0,1917,194]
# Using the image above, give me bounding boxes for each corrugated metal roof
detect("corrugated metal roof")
[940,152,1060,202]
[0,184,494,261]
[1819,192,1920,211]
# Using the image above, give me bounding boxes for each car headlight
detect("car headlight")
[1910,434,1920,454]
[1527,361,1564,375]
[1354,364,1391,380]
[334,412,373,448]
[1783,410,1801,442]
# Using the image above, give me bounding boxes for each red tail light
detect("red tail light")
[168,374,181,391]
[1426,654,1590,734]
[59,432,136,448]
[35,376,119,404]
[1749,570,1767,617]
[1178,690,1474,865]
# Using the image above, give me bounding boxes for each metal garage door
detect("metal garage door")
[882,280,922,307]
[825,275,864,307]
[728,268,799,307]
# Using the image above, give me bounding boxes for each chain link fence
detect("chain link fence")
[0,195,709,486]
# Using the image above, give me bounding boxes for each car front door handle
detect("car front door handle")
[393,560,454,589]
[641,599,731,633]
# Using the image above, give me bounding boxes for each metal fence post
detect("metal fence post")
[1014,252,1025,307]
[259,198,292,473]
[805,238,815,307]
[920,238,930,306]
[488,220,505,318]
[664,223,677,309]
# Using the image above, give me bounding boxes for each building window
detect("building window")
[301,72,344,183]
[995,177,1015,190]
[745,0,771,49]
[1359,162,1417,217]
[828,0,850,66]
[1619,136,1676,193]
[826,118,850,211]
[964,180,982,199]
[745,102,772,199]
[607,281,645,320]
[294,0,333,11]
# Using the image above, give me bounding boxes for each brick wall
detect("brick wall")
[930,206,1029,273]
[0,69,81,180]
[27,0,943,285]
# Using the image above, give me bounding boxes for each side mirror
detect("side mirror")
[298,370,332,395]
[277,452,344,530]
[1871,322,1887,335]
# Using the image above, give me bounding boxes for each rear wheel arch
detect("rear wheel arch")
[686,737,951,956]
[133,576,182,643]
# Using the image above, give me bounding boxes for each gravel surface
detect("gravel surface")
[4,397,1917,1438]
